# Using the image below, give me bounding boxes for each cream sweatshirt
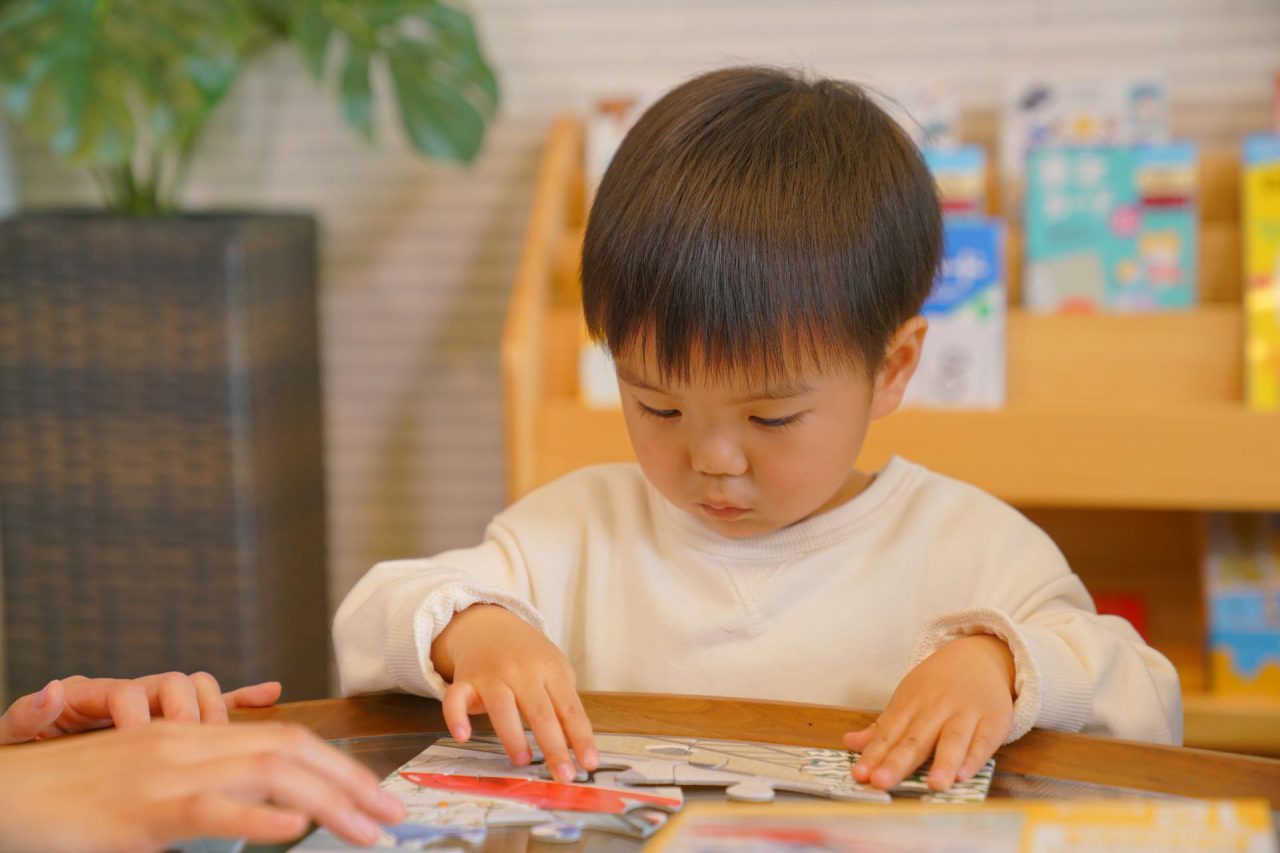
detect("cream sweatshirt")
[334,458,1182,744]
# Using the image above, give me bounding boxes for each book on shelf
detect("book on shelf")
[904,218,1006,409]
[1204,513,1280,697]
[1000,76,1169,201]
[885,80,960,149]
[1244,133,1280,411]
[1024,142,1197,313]
[924,145,986,217]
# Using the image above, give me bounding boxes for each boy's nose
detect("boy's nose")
[689,434,748,477]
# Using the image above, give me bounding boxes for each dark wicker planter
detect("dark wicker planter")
[0,212,328,701]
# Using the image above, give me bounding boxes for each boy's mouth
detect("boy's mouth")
[699,503,747,520]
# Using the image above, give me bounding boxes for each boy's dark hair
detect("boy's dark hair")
[581,66,942,383]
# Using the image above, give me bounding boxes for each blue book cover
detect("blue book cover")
[906,219,1005,408]
[1024,142,1197,312]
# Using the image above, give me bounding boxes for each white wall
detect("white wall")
[12,1,1279,689]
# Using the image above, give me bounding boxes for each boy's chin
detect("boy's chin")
[696,512,787,539]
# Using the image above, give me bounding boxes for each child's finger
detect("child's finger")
[925,714,979,791]
[868,717,943,790]
[957,717,1005,781]
[191,672,230,724]
[849,716,905,783]
[841,727,874,752]
[479,684,532,766]
[0,680,65,744]
[441,682,477,742]
[549,679,598,771]
[517,687,576,783]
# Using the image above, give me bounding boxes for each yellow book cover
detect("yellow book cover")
[1244,133,1280,409]
[653,799,1276,852]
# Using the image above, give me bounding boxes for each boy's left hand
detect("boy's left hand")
[0,673,282,744]
[843,634,1015,791]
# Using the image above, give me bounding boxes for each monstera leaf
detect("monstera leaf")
[0,0,499,213]
[288,0,498,163]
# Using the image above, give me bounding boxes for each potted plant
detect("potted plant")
[0,0,499,700]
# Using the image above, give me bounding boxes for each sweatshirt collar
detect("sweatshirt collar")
[649,456,918,560]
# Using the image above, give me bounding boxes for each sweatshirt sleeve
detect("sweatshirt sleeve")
[911,507,1182,746]
[332,523,547,700]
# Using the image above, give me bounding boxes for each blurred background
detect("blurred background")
[1,0,1278,754]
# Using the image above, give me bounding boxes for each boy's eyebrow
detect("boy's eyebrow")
[615,366,813,403]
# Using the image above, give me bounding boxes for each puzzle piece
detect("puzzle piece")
[614,756,889,804]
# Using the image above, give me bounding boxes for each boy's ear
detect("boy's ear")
[870,316,928,421]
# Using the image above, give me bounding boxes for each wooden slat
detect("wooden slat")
[1184,694,1280,758]
[859,407,1280,510]
[530,401,1280,510]
[234,692,1280,808]
[501,117,584,501]
[1005,307,1243,407]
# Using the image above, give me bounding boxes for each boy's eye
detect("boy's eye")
[637,402,681,419]
[751,414,802,429]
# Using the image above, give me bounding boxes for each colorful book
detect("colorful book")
[1024,142,1197,313]
[906,219,1005,408]
[1205,513,1280,697]
[1001,77,1169,195]
[887,81,960,149]
[652,800,1277,853]
[1244,133,1280,410]
[924,146,987,217]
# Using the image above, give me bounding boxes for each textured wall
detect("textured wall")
[11,2,1279,684]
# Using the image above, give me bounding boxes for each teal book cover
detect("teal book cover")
[1024,143,1197,312]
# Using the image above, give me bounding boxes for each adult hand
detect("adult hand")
[0,720,406,851]
[0,673,282,744]
[432,604,598,783]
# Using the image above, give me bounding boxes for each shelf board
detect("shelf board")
[1183,693,1280,757]
[860,405,1280,510]
[537,400,1280,510]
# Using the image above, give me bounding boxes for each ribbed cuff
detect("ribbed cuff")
[912,608,1092,742]
[384,581,549,699]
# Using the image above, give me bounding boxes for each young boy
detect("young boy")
[335,66,1180,793]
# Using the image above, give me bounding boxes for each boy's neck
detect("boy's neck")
[800,467,877,527]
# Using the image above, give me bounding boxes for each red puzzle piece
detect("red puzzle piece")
[399,772,681,814]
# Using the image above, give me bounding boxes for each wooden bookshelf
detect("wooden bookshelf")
[503,117,1280,757]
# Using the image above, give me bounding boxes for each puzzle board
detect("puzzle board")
[289,732,994,849]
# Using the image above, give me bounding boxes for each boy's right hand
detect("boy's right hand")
[432,604,598,783]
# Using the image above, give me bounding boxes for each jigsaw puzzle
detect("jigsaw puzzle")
[288,732,995,849]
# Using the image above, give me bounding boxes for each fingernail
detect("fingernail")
[957,766,972,781]
[33,681,56,710]
[583,749,599,770]
[456,724,470,741]
[514,750,531,766]
[556,762,576,784]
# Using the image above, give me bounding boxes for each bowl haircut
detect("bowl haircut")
[582,66,943,388]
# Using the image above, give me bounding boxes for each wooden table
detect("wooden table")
[235,691,1280,810]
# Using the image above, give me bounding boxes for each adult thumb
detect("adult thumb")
[0,680,66,744]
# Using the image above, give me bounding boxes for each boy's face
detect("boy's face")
[614,320,925,539]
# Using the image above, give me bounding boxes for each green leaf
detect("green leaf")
[0,0,251,172]
[293,0,499,163]
[339,43,373,140]
[290,4,332,79]
[388,40,485,162]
